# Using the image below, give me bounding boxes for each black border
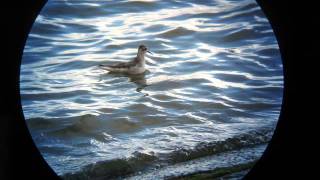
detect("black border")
[3,0,59,179]
[2,0,310,179]
[245,1,315,178]
[245,1,292,178]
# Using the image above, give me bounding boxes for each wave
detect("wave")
[166,127,273,164]
[257,47,280,56]
[218,6,263,20]
[21,90,91,101]
[166,161,255,180]
[27,114,143,141]
[27,117,61,130]
[221,28,261,42]
[60,127,273,179]
[43,1,108,19]
[158,27,195,38]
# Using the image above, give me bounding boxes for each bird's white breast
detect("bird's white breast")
[128,64,145,74]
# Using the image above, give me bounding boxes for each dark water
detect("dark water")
[20,0,283,179]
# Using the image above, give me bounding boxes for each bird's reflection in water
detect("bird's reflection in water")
[128,73,148,93]
[103,71,149,95]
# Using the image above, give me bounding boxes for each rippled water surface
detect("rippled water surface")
[21,0,283,178]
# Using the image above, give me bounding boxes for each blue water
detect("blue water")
[20,0,283,178]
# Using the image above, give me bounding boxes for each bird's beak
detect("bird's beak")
[147,50,153,54]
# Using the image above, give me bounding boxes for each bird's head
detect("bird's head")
[138,45,152,55]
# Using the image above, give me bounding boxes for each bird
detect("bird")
[99,45,152,75]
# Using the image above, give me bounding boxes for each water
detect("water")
[20,0,283,179]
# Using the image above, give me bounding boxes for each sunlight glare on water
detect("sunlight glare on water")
[20,0,283,178]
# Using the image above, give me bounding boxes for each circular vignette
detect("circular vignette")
[7,0,60,179]
[245,0,290,179]
[11,0,288,179]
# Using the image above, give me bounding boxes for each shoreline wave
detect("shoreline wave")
[60,127,273,179]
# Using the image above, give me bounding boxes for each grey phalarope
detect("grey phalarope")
[99,45,152,75]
